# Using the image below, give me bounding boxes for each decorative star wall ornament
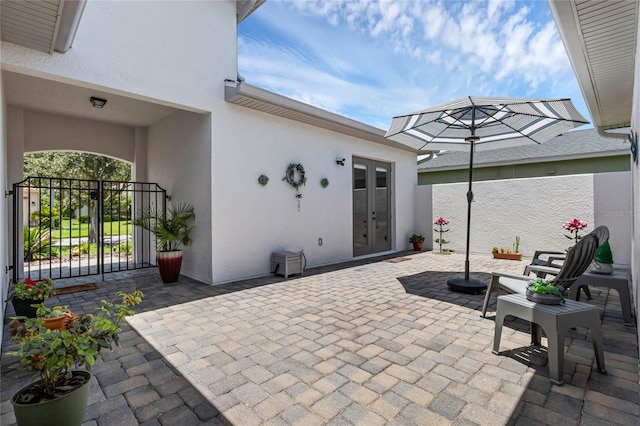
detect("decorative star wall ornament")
[629,131,638,164]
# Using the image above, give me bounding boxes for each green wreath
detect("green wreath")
[283,163,306,189]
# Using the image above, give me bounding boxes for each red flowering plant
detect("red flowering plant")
[7,277,55,302]
[563,218,588,244]
[433,217,450,253]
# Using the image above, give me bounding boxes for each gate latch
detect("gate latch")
[4,190,13,197]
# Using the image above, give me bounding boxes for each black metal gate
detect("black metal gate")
[11,177,166,282]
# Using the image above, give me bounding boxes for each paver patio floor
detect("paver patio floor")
[1,252,638,425]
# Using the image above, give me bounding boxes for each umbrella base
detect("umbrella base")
[447,277,487,294]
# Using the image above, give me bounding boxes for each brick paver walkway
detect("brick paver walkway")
[1,252,638,425]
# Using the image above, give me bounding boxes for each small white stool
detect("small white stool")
[271,251,304,278]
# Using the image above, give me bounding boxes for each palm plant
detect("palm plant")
[134,203,195,252]
[23,227,53,261]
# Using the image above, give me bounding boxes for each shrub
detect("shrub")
[23,227,52,262]
[117,241,132,255]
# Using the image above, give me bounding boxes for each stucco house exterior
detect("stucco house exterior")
[548,0,639,346]
[0,0,421,335]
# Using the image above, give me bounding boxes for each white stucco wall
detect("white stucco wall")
[593,172,634,266]
[148,110,212,284]
[415,185,433,250]
[23,110,135,162]
[212,104,417,283]
[425,173,632,265]
[1,70,8,347]
[631,20,640,345]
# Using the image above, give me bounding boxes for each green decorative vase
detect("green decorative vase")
[12,370,91,426]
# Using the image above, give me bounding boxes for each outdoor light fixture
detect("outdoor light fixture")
[336,157,345,166]
[90,96,107,108]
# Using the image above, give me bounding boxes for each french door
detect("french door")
[353,158,392,256]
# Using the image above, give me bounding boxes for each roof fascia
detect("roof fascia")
[547,0,603,127]
[224,80,421,153]
[418,149,630,173]
[53,0,87,53]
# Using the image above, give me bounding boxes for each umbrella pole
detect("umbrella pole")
[464,138,475,281]
[446,132,487,294]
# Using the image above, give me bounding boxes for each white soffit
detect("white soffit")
[237,0,266,23]
[549,0,638,129]
[225,81,418,153]
[0,0,86,54]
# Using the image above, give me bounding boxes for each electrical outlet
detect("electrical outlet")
[318,238,323,246]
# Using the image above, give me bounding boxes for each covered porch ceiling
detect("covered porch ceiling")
[549,0,639,130]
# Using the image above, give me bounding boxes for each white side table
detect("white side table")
[271,251,304,278]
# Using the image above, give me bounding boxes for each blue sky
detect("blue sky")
[237,0,589,131]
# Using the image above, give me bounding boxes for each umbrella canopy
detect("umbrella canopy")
[385,96,588,293]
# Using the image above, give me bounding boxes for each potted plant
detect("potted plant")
[35,304,76,331]
[526,278,565,305]
[492,236,523,260]
[135,203,195,283]
[433,217,450,254]
[409,234,425,251]
[6,277,55,318]
[9,289,143,426]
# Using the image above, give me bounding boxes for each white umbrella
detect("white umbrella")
[385,96,588,293]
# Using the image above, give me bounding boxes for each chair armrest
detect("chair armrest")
[524,264,561,277]
[532,250,565,260]
[491,271,534,282]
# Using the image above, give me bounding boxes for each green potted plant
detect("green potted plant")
[409,234,425,251]
[6,277,55,318]
[492,236,522,261]
[9,289,143,426]
[34,304,75,331]
[526,278,564,305]
[135,202,195,283]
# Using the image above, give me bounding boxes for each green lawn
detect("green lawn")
[50,220,133,239]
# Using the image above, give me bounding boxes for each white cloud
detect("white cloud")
[238,0,587,128]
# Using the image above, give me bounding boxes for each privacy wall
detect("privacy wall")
[417,172,632,266]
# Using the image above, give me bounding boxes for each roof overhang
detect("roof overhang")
[0,0,264,54]
[548,0,638,130]
[418,149,630,173]
[224,80,420,153]
[0,0,86,54]
[237,0,266,23]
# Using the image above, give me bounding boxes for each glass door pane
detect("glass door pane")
[374,166,390,251]
[353,163,368,255]
[353,158,391,256]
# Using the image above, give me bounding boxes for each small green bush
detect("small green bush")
[117,241,132,255]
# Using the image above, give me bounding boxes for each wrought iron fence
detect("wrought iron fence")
[11,177,166,282]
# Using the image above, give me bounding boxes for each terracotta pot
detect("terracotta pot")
[492,252,523,261]
[41,314,70,331]
[411,242,423,252]
[156,250,183,283]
